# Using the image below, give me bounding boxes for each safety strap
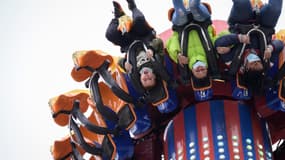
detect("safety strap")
[72,100,119,135]
[228,26,268,76]
[69,115,116,160]
[76,60,135,105]
[96,60,135,104]
[69,117,103,156]
[70,141,84,160]
[179,23,199,82]
[89,72,136,130]
[181,23,220,77]
[117,103,136,129]
[127,40,153,94]
[89,72,119,123]
[200,25,220,79]
[179,23,218,88]
[127,40,170,105]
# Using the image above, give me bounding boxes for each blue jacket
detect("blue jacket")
[214,33,284,63]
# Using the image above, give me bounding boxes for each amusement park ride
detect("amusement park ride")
[48,2,285,160]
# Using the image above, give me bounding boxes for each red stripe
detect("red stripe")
[254,97,276,118]
[163,139,168,159]
[173,111,187,160]
[196,102,215,159]
[224,100,245,159]
[250,108,266,159]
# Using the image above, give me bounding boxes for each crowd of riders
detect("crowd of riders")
[51,0,285,159]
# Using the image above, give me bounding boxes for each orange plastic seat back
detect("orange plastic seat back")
[98,82,124,113]
[79,126,116,160]
[49,89,89,126]
[108,67,132,111]
[51,132,113,160]
[71,50,114,82]
[51,135,85,160]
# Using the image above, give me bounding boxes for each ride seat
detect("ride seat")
[48,89,89,126]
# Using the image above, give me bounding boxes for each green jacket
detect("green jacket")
[166,25,216,70]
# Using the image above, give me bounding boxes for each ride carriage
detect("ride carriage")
[48,17,285,160]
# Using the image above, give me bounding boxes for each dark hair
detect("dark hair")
[243,69,265,95]
[191,72,211,89]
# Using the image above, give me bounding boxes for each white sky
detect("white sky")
[0,0,284,159]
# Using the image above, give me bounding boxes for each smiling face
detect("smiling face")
[244,53,263,71]
[192,65,208,79]
[192,61,208,79]
[245,60,264,71]
[140,67,156,89]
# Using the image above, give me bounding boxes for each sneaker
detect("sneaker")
[126,0,136,10]
[113,1,125,18]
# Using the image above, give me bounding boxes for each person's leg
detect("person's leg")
[127,0,154,36]
[172,0,188,26]
[127,0,136,10]
[130,7,147,33]
[113,1,125,18]
[227,0,254,26]
[105,19,123,46]
[105,1,129,51]
[189,0,210,22]
[260,0,283,28]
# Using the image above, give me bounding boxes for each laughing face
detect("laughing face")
[192,61,208,79]
[192,65,208,79]
[140,67,156,89]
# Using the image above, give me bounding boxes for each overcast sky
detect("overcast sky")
[0,0,284,159]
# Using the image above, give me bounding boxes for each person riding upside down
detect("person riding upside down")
[105,1,178,139]
[125,38,172,89]
[166,0,218,101]
[215,0,284,96]
[215,33,283,89]
[125,39,178,112]
[105,0,175,90]
[228,0,283,33]
[167,0,214,79]
[105,0,155,54]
